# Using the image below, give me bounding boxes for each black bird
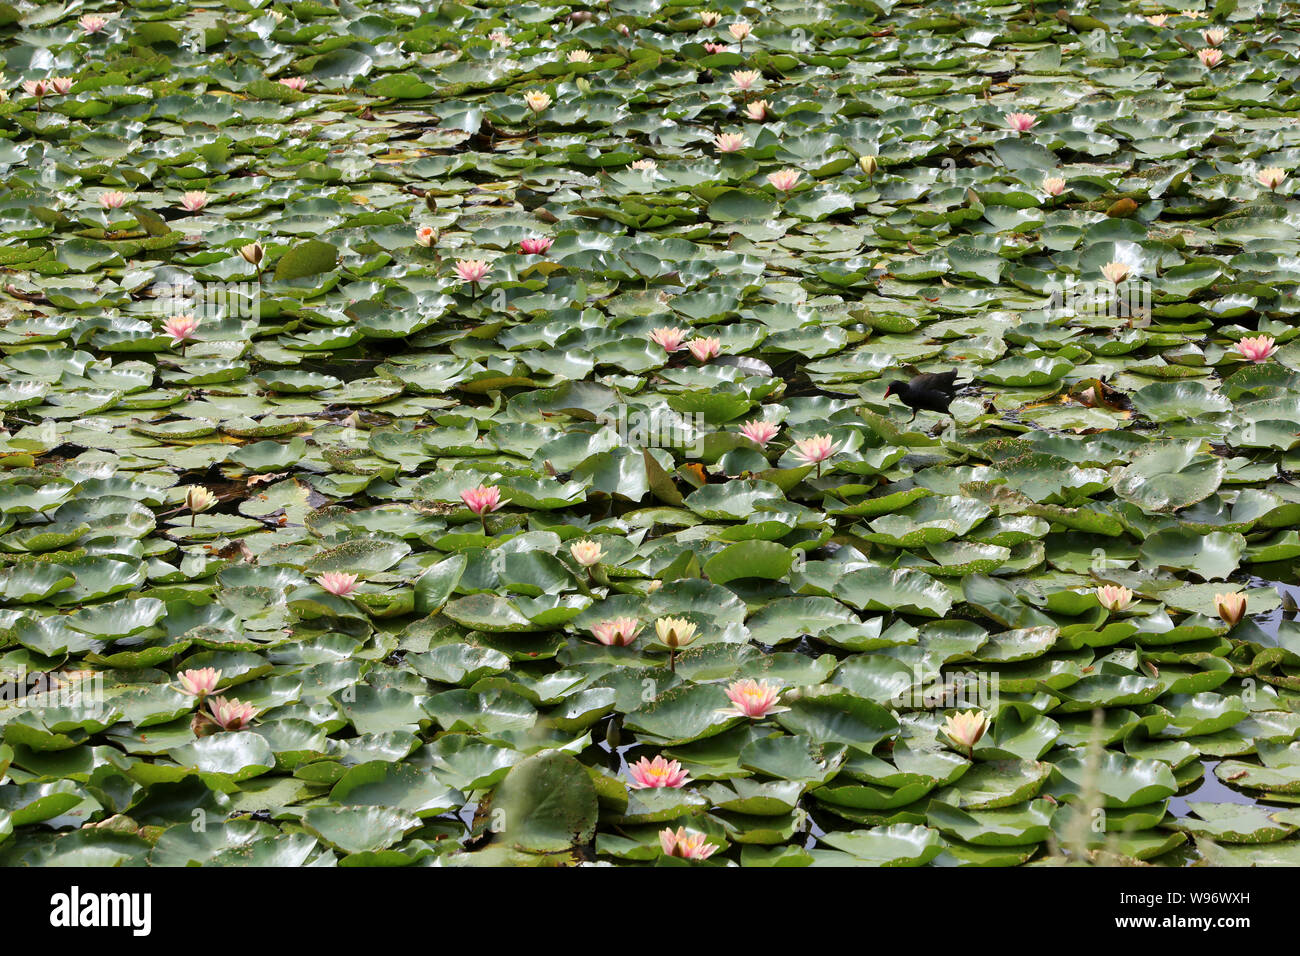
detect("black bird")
[883,370,965,422]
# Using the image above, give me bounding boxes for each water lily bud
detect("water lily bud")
[859,155,878,177]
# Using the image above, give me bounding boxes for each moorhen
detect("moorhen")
[883,370,965,422]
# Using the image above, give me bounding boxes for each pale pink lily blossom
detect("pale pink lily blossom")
[278,77,308,91]
[1101,261,1132,284]
[316,572,358,597]
[415,226,438,247]
[713,132,746,153]
[1005,112,1038,132]
[739,419,780,447]
[80,15,108,33]
[1043,176,1066,196]
[180,190,209,212]
[99,190,128,209]
[793,434,839,465]
[1235,335,1278,363]
[731,69,761,90]
[1258,167,1287,190]
[569,539,603,567]
[745,100,770,121]
[728,20,752,43]
[1203,28,1227,46]
[163,314,199,347]
[1197,48,1222,68]
[659,827,718,860]
[649,327,689,352]
[766,168,801,192]
[520,236,553,255]
[590,617,641,646]
[687,336,721,362]
[49,77,73,95]
[717,679,790,719]
[454,259,491,285]
[205,696,258,732]
[943,710,990,755]
[702,43,732,54]
[1096,584,1134,612]
[1215,592,1247,626]
[22,79,49,99]
[177,667,221,698]
[461,484,506,516]
[628,755,690,789]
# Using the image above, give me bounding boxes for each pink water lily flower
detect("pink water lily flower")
[745,99,770,121]
[455,259,491,285]
[1146,14,1168,26]
[1235,335,1278,363]
[519,236,553,255]
[180,190,209,212]
[717,678,790,719]
[316,572,358,597]
[489,31,513,46]
[177,667,221,698]
[80,14,108,33]
[461,484,506,515]
[739,419,780,447]
[1197,47,1223,67]
[591,617,641,646]
[22,79,49,99]
[713,131,746,153]
[278,77,308,91]
[206,696,258,732]
[49,77,73,95]
[767,168,801,192]
[567,50,593,64]
[703,42,732,54]
[1215,592,1247,626]
[1100,260,1132,284]
[659,827,718,860]
[1005,112,1038,132]
[630,158,658,172]
[1258,167,1287,190]
[649,327,689,352]
[942,710,990,754]
[163,313,200,346]
[99,190,128,209]
[1203,28,1227,46]
[415,225,438,247]
[699,11,722,27]
[793,434,839,465]
[1043,176,1066,196]
[523,90,552,113]
[731,69,761,90]
[688,336,721,362]
[728,20,752,41]
[569,539,603,567]
[628,755,690,789]
[1096,584,1134,612]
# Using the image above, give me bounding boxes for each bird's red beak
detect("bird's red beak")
[883,385,893,398]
